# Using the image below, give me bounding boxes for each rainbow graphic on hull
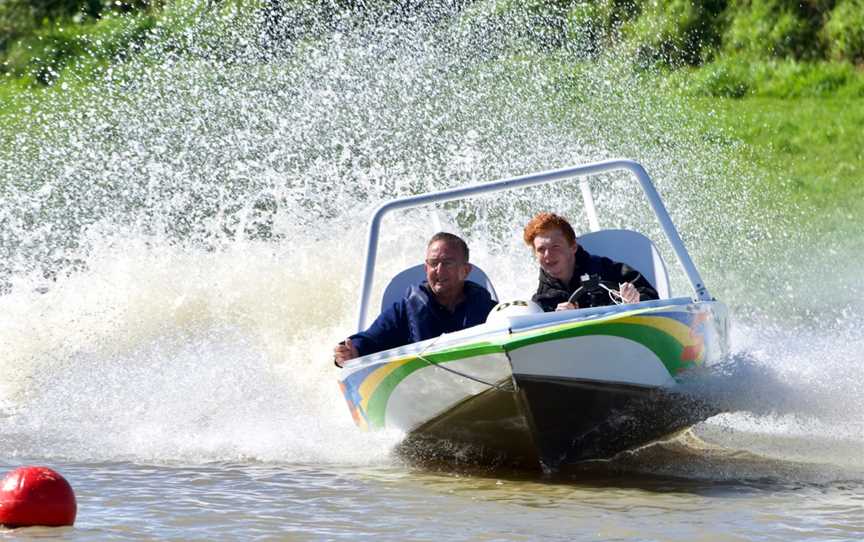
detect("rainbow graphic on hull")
[338,300,727,432]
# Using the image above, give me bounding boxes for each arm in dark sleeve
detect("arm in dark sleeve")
[480,297,498,322]
[467,290,499,325]
[349,301,411,357]
[530,273,570,312]
[531,291,559,312]
[462,283,499,325]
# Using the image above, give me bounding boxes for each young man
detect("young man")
[334,232,497,366]
[523,212,658,312]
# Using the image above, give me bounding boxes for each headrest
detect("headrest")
[577,229,671,299]
[380,264,498,312]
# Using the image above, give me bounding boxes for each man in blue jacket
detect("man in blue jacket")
[333,232,497,367]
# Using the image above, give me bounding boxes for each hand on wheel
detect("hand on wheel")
[618,282,640,304]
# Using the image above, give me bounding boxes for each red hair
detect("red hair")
[523,212,576,246]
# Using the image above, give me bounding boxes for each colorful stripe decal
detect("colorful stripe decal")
[365,358,429,428]
[338,305,713,430]
[503,320,693,375]
[358,357,412,408]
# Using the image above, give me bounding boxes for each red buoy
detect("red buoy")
[0,467,76,528]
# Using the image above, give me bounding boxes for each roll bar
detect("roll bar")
[356,159,712,331]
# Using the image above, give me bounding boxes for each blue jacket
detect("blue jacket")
[349,281,497,357]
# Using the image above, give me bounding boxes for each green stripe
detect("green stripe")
[422,342,505,364]
[363,311,694,428]
[505,322,688,375]
[418,306,667,363]
[366,358,427,428]
[364,344,506,428]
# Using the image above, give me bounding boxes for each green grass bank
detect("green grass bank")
[687,96,863,223]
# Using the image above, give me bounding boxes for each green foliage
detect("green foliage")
[620,0,725,67]
[722,0,829,60]
[499,0,858,67]
[4,0,864,89]
[1,10,158,84]
[0,0,158,45]
[0,0,165,88]
[563,0,638,57]
[0,0,268,117]
[669,56,751,98]
[668,56,864,98]
[822,0,864,62]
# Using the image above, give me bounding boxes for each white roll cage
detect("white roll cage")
[355,159,712,331]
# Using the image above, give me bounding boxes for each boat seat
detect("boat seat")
[577,229,671,299]
[380,264,498,312]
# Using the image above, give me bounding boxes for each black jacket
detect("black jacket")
[531,246,659,312]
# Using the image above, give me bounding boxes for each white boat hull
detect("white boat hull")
[338,298,729,470]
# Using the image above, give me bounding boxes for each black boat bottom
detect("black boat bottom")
[397,376,717,471]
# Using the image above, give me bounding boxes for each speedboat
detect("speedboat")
[337,159,729,471]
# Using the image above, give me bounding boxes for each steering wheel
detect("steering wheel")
[567,276,621,308]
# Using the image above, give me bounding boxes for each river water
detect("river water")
[1,2,862,540]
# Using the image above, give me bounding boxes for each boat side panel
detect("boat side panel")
[338,351,512,432]
[504,302,726,377]
[384,353,513,432]
[337,301,728,437]
[508,335,674,387]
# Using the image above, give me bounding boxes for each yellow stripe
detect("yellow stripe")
[358,357,413,411]
[616,315,693,345]
[506,306,681,343]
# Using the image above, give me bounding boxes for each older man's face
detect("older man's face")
[424,240,471,300]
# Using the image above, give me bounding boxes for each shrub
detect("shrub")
[758,60,854,97]
[621,0,725,67]
[678,57,751,98]
[673,57,864,99]
[1,1,38,52]
[822,0,864,63]
[4,31,87,83]
[1,1,159,83]
[723,0,827,60]
[564,0,640,57]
